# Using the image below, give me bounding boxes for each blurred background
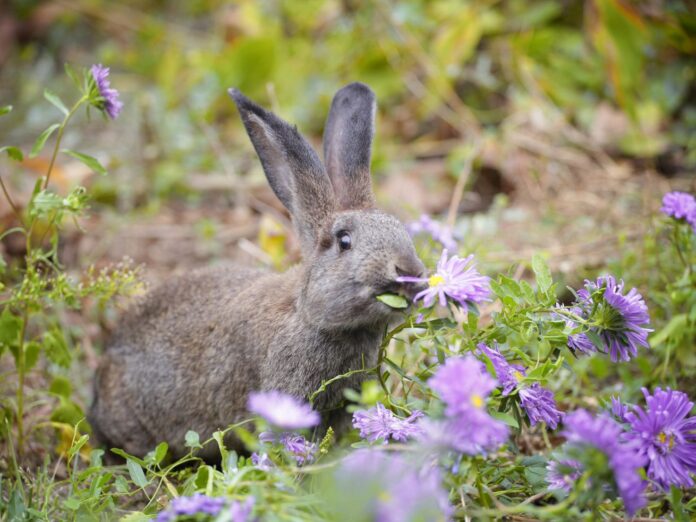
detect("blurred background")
[0,0,694,350]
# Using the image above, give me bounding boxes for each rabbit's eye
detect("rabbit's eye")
[337,231,352,251]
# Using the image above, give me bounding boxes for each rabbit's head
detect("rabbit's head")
[229,83,425,330]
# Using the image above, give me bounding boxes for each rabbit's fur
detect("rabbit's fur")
[89,83,425,460]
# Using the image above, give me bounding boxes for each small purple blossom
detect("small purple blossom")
[624,387,696,490]
[229,497,255,522]
[259,431,316,465]
[427,355,508,454]
[519,384,563,429]
[546,459,583,492]
[247,391,320,429]
[352,403,424,443]
[562,409,646,515]
[155,494,225,522]
[478,343,562,429]
[661,191,696,232]
[397,250,490,308]
[251,452,273,470]
[407,214,457,251]
[334,450,452,522]
[568,276,652,362]
[90,64,123,119]
[610,396,631,423]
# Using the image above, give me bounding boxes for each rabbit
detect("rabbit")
[88,82,426,461]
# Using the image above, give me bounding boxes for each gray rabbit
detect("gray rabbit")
[88,83,426,460]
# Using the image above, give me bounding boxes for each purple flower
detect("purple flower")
[661,191,696,232]
[624,387,696,490]
[570,276,652,362]
[247,391,320,429]
[427,355,508,454]
[251,452,273,470]
[478,343,562,429]
[546,459,583,492]
[519,384,563,430]
[562,409,646,515]
[259,431,316,465]
[333,450,452,521]
[230,497,255,522]
[557,305,597,355]
[90,64,123,119]
[407,214,457,251]
[155,494,225,522]
[609,396,631,423]
[352,403,424,443]
[397,250,490,308]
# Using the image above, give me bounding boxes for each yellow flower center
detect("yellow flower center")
[471,394,484,408]
[378,490,391,502]
[428,274,445,287]
[514,371,524,381]
[658,432,675,450]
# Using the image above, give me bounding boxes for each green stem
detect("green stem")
[43,95,87,190]
[0,173,25,227]
[15,306,29,456]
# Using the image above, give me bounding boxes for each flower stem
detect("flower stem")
[43,95,87,190]
[15,306,29,456]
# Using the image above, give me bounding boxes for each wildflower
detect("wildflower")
[478,343,562,429]
[562,409,646,515]
[90,64,123,119]
[331,449,452,522]
[229,497,255,522]
[661,191,696,232]
[247,390,320,429]
[624,387,696,490]
[427,355,508,454]
[251,452,273,470]
[556,305,597,355]
[352,403,424,443]
[609,396,630,423]
[519,384,563,429]
[259,431,316,465]
[155,494,225,522]
[570,276,651,362]
[397,249,489,308]
[546,459,583,492]
[407,214,457,251]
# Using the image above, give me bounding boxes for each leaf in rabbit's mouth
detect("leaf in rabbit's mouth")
[376,293,409,309]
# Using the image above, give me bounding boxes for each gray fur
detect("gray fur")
[89,84,425,460]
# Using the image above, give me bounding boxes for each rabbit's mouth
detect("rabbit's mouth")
[375,280,425,303]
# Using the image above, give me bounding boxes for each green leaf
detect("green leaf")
[185,430,201,449]
[531,254,553,294]
[67,433,89,461]
[376,293,409,309]
[670,485,688,522]
[0,146,23,162]
[0,308,22,349]
[44,329,71,367]
[61,149,107,175]
[490,410,519,429]
[213,431,228,467]
[153,442,168,465]
[44,89,69,116]
[62,497,81,511]
[29,123,60,158]
[0,105,12,116]
[49,376,73,398]
[126,459,149,488]
[650,314,687,347]
[24,341,41,371]
[50,400,85,427]
[110,448,146,467]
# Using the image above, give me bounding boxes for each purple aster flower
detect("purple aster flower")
[407,214,457,251]
[90,64,123,119]
[251,452,273,470]
[352,403,424,443]
[427,355,508,454]
[397,250,490,308]
[562,409,646,515]
[155,494,225,522]
[609,396,631,423]
[259,431,316,465]
[333,450,452,521]
[546,459,583,492]
[519,383,563,429]
[478,343,562,429]
[624,387,696,490]
[569,276,652,362]
[230,497,255,522]
[247,391,320,429]
[661,191,696,232]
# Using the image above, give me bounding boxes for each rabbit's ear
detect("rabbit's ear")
[229,89,336,251]
[323,82,377,210]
